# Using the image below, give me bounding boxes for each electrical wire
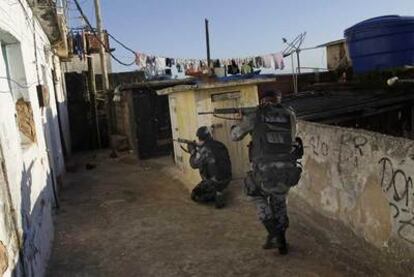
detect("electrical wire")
[70,26,137,57]
[71,0,136,66]
[107,32,135,56]
[0,76,38,93]
[0,76,38,88]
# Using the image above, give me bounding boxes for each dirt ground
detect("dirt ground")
[47,151,411,277]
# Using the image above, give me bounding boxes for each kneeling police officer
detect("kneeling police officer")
[188,126,232,209]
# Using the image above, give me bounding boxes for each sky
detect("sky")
[68,0,414,73]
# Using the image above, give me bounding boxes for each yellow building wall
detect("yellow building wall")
[169,84,260,190]
[169,90,202,187]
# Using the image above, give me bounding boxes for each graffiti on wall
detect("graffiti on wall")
[309,135,329,157]
[338,133,368,169]
[300,122,414,247]
[379,157,414,244]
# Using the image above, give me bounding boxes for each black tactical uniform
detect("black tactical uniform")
[231,94,303,255]
[189,127,232,209]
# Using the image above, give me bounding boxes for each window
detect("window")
[1,31,36,146]
[1,41,29,101]
[0,43,12,93]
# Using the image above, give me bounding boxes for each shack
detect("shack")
[157,76,277,188]
[114,78,196,159]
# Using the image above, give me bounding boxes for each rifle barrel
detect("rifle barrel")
[198,107,256,115]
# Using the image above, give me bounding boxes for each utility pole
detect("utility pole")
[93,0,114,151]
[290,55,297,94]
[205,18,211,71]
[81,15,102,148]
[296,50,301,74]
[87,52,102,148]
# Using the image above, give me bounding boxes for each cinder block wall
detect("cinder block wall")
[294,120,414,256]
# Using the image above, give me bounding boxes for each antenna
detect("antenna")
[282,32,307,93]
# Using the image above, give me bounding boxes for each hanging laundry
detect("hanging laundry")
[166,58,173,67]
[145,56,157,76]
[272,52,285,70]
[248,59,256,69]
[73,32,85,60]
[262,54,273,68]
[241,62,253,74]
[213,59,221,68]
[155,57,166,71]
[227,59,240,75]
[135,52,147,68]
[133,48,285,73]
[176,63,182,73]
[255,56,264,68]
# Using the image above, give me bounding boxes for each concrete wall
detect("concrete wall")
[295,120,414,255]
[0,0,67,275]
[62,53,112,75]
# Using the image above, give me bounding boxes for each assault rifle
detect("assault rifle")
[198,107,256,119]
[173,138,197,153]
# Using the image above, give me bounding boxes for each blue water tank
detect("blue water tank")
[344,15,414,73]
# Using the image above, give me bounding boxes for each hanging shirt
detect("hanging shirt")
[155,57,166,71]
[262,54,274,68]
[272,52,285,70]
[135,53,147,68]
[176,63,182,73]
[241,63,253,74]
[255,56,264,68]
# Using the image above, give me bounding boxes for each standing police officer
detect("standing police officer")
[230,91,303,255]
[188,126,232,209]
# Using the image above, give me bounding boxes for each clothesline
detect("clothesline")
[134,50,286,76]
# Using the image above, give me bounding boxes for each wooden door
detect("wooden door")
[169,96,184,170]
[211,97,251,179]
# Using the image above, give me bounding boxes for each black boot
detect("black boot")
[276,230,288,255]
[215,191,225,209]
[262,219,279,250]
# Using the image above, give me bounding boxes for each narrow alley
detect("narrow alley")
[47,151,411,277]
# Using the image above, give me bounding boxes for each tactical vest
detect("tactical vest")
[250,104,295,164]
[204,140,232,181]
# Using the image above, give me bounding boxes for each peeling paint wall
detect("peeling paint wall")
[295,120,414,255]
[0,0,67,276]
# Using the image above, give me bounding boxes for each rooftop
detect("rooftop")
[284,85,414,123]
[156,74,277,95]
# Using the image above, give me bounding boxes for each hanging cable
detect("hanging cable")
[0,77,38,93]
[71,0,136,66]
[107,32,136,55]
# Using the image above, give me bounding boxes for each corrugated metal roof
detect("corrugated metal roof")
[284,87,414,123]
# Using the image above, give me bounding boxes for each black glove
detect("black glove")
[292,137,304,159]
[187,143,196,154]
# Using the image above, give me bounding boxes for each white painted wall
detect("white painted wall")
[0,0,67,276]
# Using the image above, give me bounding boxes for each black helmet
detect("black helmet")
[196,126,211,141]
